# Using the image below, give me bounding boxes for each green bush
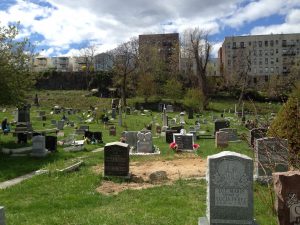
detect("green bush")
[268,95,300,168]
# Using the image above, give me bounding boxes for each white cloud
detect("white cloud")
[211,41,223,58]
[224,0,300,28]
[251,9,300,35]
[1,0,300,56]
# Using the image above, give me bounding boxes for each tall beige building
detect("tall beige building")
[220,33,300,86]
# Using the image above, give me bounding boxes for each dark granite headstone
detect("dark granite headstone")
[214,119,230,134]
[199,151,257,225]
[45,136,57,152]
[109,126,116,136]
[273,171,300,225]
[104,142,129,177]
[173,133,194,151]
[165,130,177,143]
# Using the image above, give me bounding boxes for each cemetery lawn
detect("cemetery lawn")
[0,91,282,224]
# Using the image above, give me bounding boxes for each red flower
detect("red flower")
[169,142,178,150]
[193,143,200,150]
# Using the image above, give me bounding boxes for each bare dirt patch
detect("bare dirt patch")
[95,155,206,195]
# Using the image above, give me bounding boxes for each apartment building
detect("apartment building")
[94,53,114,71]
[220,33,300,86]
[32,56,54,72]
[139,33,180,73]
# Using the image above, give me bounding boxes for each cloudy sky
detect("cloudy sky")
[1,0,300,57]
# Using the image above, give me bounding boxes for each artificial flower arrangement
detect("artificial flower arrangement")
[169,142,200,152]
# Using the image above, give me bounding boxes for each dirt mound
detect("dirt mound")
[95,156,206,195]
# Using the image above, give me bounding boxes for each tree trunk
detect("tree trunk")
[238,78,246,106]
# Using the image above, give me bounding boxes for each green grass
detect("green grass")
[0,90,282,224]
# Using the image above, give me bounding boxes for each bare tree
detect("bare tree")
[78,44,98,90]
[112,38,139,106]
[182,28,212,110]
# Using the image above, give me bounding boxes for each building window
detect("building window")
[248,41,251,46]
[276,49,278,54]
[259,41,262,47]
[227,43,230,48]
[259,60,262,65]
[270,49,274,55]
[259,67,263,73]
[254,68,257,74]
[254,50,257,56]
[270,58,274,64]
[253,77,257,83]
[253,59,257,65]
[233,42,236,48]
[270,40,274,47]
[253,41,257,47]
[265,41,268,46]
[265,76,268,82]
[270,67,274,73]
[276,58,279,62]
[265,50,268,56]
[228,60,231,65]
[240,42,244,48]
[265,58,268,64]
[265,67,269,73]
[259,50,262,56]
[282,40,287,47]
[275,40,278,45]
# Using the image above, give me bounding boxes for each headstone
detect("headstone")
[273,171,300,225]
[168,118,176,127]
[109,126,116,136]
[250,128,267,147]
[214,119,230,134]
[179,112,185,125]
[171,126,183,133]
[215,131,229,148]
[34,93,39,106]
[199,151,257,225]
[188,109,194,119]
[57,121,64,130]
[137,132,153,153]
[173,133,194,151]
[45,136,57,152]
[51,120,57,126]
[17,105,30,123]
[254,137,289,178]
[219,128,238,141]
[122,131,138,149]
[93,132,103,143]
[166,105,173,113]
[156,125,161,134]
[162,105,168,131]
[104,142,129,177]
[165,130,177,143]
[126,107,131,115]
[76,125,89,135]
[111,108,116,119]
[31,135,48,157]
[0,206,5,225]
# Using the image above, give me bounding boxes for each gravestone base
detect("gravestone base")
[198,217,258,225]
[30,150,50,158]
[103,172,132,180]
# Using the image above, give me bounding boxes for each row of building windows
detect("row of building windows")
[227,39,300,49]
[227,48,300,56]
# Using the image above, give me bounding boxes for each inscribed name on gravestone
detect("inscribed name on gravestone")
[104,142,129,177]
[173,133,193,151]
[273,171,300,225]
[255,137,289,177]
[199,151,257,225]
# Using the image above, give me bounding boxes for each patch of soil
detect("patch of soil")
[95,155,206,195]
